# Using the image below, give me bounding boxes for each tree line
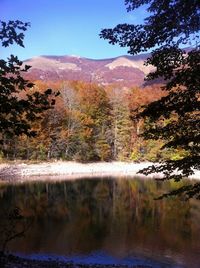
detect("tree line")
[0,80,187,163]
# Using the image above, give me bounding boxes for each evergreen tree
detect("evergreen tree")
[110,88,132,160]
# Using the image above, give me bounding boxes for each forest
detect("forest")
[0,79,188,163]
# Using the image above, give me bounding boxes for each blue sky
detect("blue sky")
[1,0,146,60]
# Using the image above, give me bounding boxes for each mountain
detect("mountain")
[24,53,154,87]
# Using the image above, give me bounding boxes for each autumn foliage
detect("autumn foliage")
[0,79,179,162]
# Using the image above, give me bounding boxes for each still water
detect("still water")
[0,177,200,267]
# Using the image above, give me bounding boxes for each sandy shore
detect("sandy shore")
[0,161,199,182]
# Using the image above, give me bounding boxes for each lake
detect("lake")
[0,177,200,267]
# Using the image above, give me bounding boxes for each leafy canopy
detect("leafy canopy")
[100,0,200,199]
[0,20,57,142]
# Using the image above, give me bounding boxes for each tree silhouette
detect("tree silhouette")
[100,0,200,198]
[0,207,32,253]
[0,20,57,144]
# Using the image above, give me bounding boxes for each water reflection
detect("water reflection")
[0,177,200,267]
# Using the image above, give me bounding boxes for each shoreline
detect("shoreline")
[0,161,200,182]
[0,252,153,268]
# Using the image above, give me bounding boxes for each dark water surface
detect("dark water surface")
[0,177,200,267]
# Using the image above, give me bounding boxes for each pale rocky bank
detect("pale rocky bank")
[0,161,200,182]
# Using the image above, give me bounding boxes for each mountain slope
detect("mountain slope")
[24,53,154,87]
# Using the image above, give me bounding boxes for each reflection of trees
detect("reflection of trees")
[0,178,199,263]
[0,207,32,252]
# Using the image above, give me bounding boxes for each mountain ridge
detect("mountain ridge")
[24,53,154,87]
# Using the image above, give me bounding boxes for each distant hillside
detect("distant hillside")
[24,53,154,87]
